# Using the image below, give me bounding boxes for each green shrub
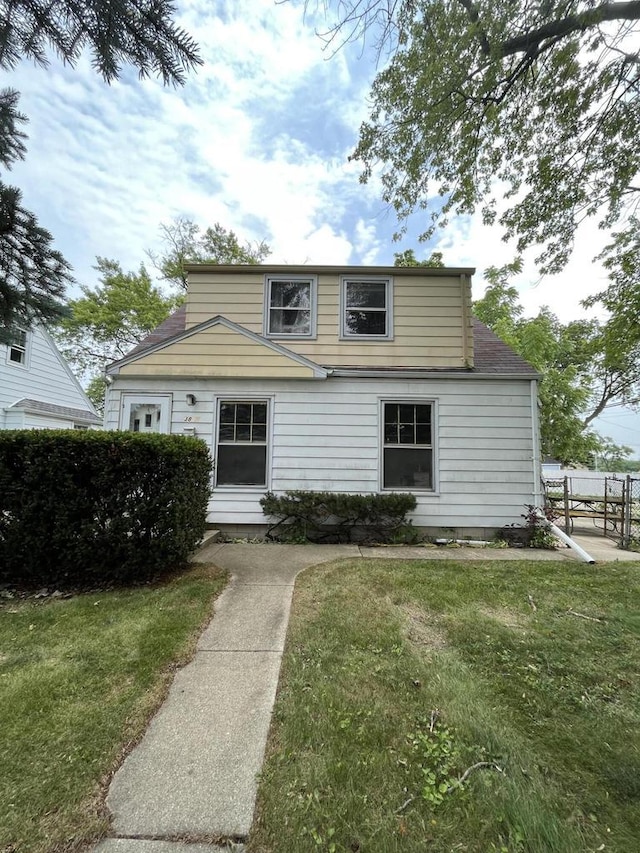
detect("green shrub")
[260,490,417,543]
[0,430,212,587]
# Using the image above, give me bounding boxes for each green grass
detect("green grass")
[251,559,640,853]
[0,564,227,853]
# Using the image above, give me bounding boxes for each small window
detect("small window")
[216,400,268,486]
[382,402,434,490]
[6,328,28,365]
[266,277,315,337]
[342,278,392,338]
[128,404,162,433]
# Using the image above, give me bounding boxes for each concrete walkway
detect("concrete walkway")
[94,534,637,853]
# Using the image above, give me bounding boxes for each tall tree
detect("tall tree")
[393,249,444,267]
[474,263,638,465]
[56,221,269,409]
[309,2,640,282]
[0,1,201,338]
[149,217,271,290]
[54,257,182,385]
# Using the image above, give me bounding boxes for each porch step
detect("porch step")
[199,529,221,547]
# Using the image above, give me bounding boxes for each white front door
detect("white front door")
[121,395,172,434]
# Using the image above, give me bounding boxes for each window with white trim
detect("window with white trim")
[342,278,392,338]
[216,400,268,486]
[266,277,315,337]
[382,402,434,490]
[6,328,28,365]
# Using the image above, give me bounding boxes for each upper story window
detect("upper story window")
[341,277,393,339]
[5,328,28,366]
[265,277,316,338]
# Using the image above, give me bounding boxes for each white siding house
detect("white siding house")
[104,265,541,538]
[1,326,101,430]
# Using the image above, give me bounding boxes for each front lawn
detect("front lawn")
[252,558,640,853]
[0,565,226,853]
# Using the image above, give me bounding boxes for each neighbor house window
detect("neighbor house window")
[6,328,28,365]
[265,277,315,337]
[216,400,268,486]
[341,277,392,338]
[382,402,434,490]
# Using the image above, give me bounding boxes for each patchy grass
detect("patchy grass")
[251,559,640,853]
[0,564,226,853]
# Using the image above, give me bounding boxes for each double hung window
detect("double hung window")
[342,278,392,338]
[382,402,434,490]
[266,278,315,337]
[216,400,268,486]
[5,328,28,365]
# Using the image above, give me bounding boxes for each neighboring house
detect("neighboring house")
[1,326,101,430]
[104,265,541,538]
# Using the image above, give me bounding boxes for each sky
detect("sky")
[4,0,639,456]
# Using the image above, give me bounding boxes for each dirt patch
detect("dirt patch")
[477,606,528,630]
[396,601,448,650]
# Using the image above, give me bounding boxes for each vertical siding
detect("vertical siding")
[107,375,537,532]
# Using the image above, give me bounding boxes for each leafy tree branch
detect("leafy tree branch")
[306,0,640,294]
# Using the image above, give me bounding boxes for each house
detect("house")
[1,325,101,430]
[104,265,541,538]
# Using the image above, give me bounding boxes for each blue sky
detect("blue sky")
[4,0,639,455]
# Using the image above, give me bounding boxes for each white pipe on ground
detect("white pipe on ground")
[535,511,595,564]
[435,539,493,546]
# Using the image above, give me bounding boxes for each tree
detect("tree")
[393,248,444,267]
[149,217,271,290]
[0,1,201,336]
[0,90,72,339]
[55,221,268,409]
[312,2,640,278]
[474,262,638,465]
[54,257,182,386]
[595,437,634,471]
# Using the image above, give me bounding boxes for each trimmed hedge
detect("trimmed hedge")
[260,490,418,543]
[0,430,212,587]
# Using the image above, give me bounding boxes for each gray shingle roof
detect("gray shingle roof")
[10,399,102,424]
[125,304,188,358]
[115,307,537,377]
[471,318,538,376]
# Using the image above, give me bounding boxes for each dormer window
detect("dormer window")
[265,277,316,338]
[341,277,393,339]
[5,328,28,366]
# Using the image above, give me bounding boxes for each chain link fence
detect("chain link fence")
[543,474,640,551]
[623,476,640,550]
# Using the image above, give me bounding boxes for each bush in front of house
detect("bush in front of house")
[0,430,212,587]
[260,490,418,543]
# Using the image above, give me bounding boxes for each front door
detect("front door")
[121,395,171,434]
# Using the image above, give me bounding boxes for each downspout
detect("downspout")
[534,509,595,564]
[530,379,542,506]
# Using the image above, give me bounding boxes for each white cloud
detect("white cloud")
[5,0,635,447]
[3,0,624,329]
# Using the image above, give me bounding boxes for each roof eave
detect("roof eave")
[183,263,476,276]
